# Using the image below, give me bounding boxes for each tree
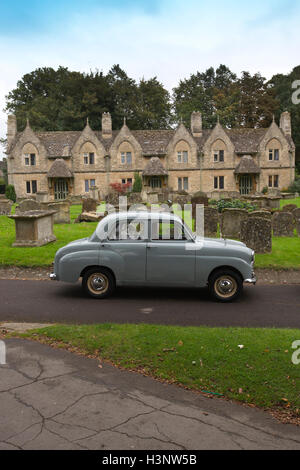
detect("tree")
[269,66,300,165]
[173,65,278,130]
[132,172,142,193]
[236,71,278,128]
[6,65,172,132]
[5,184,16,203]
[173,65,239,128]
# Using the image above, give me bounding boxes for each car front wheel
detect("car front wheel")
[208,269,243,302]
[82,268,115,299]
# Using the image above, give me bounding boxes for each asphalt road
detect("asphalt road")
[0,279,299,327]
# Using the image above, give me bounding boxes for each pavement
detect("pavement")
[0,338,300,450]
[0,280,300,327]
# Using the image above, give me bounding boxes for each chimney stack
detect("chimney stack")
[280,111,292,136]
[191,111,202,137]
[7,115,17,147]
[102,112,112,139]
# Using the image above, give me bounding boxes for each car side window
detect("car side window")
[108,219,148,241]
[150,220,188,241]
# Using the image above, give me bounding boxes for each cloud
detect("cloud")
[1,0,300,158]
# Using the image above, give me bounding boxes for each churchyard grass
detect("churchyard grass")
[281,197,300,208]
[17,323,300,415]
[0,203,300,268]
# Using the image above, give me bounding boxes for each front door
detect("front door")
[146,218,195,286]
[239,175,252,196]
[54,179,69,200]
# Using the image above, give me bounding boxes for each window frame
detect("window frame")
[214,176,224,190]
[213,150,224,163]
[269,149,280,161]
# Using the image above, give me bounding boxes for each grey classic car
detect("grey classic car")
[50,211,256,302]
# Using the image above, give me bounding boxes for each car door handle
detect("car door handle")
[101,243,111,248]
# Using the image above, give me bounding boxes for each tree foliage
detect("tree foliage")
[5,184,16,202]
[132,172,142,193]
[5,65,171,132]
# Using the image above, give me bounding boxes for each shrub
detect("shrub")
[262,186,268,194]
[216,199,257,213]
[132,172,142,193]
[5,184,16,202]
[288,178,300,193]
[109,182,131,195]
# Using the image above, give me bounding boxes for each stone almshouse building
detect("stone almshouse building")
[6,111,295,200]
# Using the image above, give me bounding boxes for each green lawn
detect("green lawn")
[0,205,98,267]
[281,197,300,209]
[0,203,300,268]
[18,324,300,415]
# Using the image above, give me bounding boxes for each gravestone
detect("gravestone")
[282,204,298,213]
[191,191,208,219]
[82,197,97,213]
[8,210,57,247]
[36,192,49,203]
[241,217,272,253]
[0,198,13,215]
[16,199,41,213]
[249,210,272,220]
[41,201,70,224]
[268,188,282,197]
[272,211,294,237]
[204,207,218,237]
[221,208,248,239]
[293,208,300,237]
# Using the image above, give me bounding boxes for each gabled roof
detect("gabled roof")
[234,155,261,174]
[132,130,174,155]
[7,121,295,157]
[142,157,168,176]
[225,128,267,153]
[36,131,81,157]
[47,158,73,178]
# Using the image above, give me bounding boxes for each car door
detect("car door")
[146,218,196,286]
[99,217,147,284]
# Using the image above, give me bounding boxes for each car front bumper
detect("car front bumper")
[244,273,257,285]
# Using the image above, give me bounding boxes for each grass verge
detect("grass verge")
[17,323,300,416]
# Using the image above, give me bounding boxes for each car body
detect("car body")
[50,211,256,302]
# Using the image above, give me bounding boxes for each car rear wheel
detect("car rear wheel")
[82,268,115,299]
[208,269,243,302]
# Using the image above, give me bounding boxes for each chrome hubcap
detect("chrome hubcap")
[88,273,108,294]
[215,276,237,298]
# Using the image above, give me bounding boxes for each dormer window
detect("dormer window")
[24,153,36,166]
[214,150,224,162]
[83,152,95,165]
[177,151,188,163]
[121,152,132,164]
[269,149,279,161]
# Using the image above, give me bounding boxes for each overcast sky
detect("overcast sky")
[1,0,300,159]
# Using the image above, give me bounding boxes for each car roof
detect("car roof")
[103,211,183,223]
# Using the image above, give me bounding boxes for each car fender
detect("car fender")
[58,250,100,283]
[196,256,253,286]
